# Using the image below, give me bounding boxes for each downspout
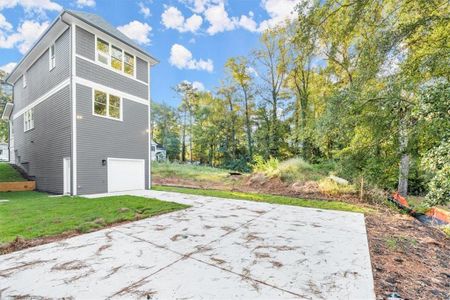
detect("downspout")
[60,15,76,195]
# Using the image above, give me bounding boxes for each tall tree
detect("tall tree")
[225,57,255,161]
[253,26,290,157]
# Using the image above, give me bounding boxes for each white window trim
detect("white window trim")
[22,73,27,88]
[95,36,137,79]
[49,44,56,71]
[77,54,147,86]
[24,108,34,132]
[92,89,123,121]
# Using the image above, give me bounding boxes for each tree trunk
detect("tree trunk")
[397,111,410,197]
[181,109,186,162]
[227,97,236,159]
[189,112,193,163]
[243,89,253,160]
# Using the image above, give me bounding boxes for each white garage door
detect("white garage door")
[107,158,145,192]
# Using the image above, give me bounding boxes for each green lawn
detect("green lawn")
[153,185,371,214]
[0,191,188,244]
[0,163,27,182]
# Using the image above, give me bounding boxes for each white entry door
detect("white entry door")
[63,157,71,195]
[107,158,145,192]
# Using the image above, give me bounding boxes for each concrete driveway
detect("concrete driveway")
[0,190,375,299]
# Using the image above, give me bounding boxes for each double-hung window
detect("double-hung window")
[124,52,134,76]
[24,108,34,132]
[96,38,110,65]
[49,44,56,70]
[111,45,123,71]
[95,37,135,77]
[93,90,122,120]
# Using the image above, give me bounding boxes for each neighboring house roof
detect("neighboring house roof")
[6,9,158,84]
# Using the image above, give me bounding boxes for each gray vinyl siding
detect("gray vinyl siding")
[76,57,148,99]
[75,26,149,85]
[76,26,95,60]
[13,86,71,194]
[13,29,71,112]
[76,84,149,194]
[136,57,148,83]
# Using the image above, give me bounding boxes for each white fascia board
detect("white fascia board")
[1,103,14,120]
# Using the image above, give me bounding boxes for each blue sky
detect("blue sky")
[0,0,301,106]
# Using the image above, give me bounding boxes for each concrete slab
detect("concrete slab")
[0,190,375,299]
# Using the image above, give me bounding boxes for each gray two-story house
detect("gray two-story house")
[2,10,158,195]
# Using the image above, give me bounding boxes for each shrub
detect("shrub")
[278,158,321,182]
[318,178,356,196]
[252,155,280,178]
[422,141,450,206]
[221,158,251,173]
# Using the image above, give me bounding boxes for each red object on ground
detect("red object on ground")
[425,207,450,224]
[392,192,410,208]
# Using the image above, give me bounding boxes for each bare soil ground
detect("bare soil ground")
[153,175,450,300]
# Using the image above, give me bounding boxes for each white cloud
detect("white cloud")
[0,0,62,13]
[0,13,12,31]
[117,21,152,45]
[238,14,258,32]
[184,14,203,32]
[161,6,202,33]
[180,0,222,13]
[202,3,258,35]
[204,3,236,35]
[76,0,95,8]
[169,44,213,72]
[0,20,49,54]
[182,80,206,91]
[192,81,205,91]
[0,62,16,73]
[258,0,301,31]
[139,2,151,18]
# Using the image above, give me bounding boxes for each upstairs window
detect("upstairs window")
[93,90,121,120]
[124,52,135,76]
[22,73,27,88]
[24,108,34,132]
[49,44,56,70]
[111,45,123,71]
[95,37,135,77]
[96,38,109,65]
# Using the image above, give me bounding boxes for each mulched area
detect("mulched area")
[153,177,450,300]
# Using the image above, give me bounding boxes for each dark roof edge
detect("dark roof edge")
[63,10,159,65]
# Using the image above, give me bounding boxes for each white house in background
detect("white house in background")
[0,142,8,161]
[151,140,166,161]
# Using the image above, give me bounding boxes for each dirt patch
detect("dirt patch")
[0,233,80,255]
[366,212,449,299]
[154,176,363,204]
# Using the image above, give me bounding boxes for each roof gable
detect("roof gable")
[65,10,158,64]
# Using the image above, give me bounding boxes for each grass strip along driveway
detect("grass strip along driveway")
[0,191,188,248]
[153,185,371,214]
